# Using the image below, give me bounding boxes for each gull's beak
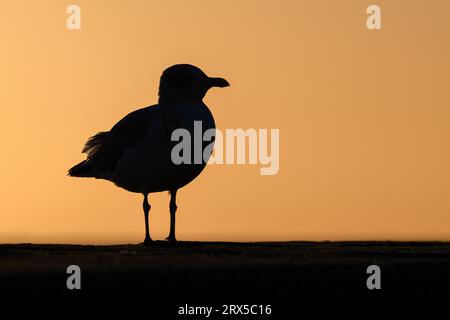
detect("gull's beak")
[208,77,230,88]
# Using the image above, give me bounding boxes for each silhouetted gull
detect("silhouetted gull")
[68,64,229,244]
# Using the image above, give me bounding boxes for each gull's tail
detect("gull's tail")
[68,131,109,178]
[68,159,91,177]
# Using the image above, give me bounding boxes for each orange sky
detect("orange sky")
[1,0,450,243]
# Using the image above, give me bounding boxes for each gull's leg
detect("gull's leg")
[142,193,152,246]
[166,189,178,243]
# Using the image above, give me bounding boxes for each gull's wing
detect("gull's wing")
[68,105,161,177]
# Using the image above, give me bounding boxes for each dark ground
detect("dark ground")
[1,241,450,304]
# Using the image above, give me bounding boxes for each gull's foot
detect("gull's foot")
[141,237,153,247]
[166,236,178,243]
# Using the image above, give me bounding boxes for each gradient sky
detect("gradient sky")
[1,0,449,243]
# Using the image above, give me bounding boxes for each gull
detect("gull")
[68,64,229,244]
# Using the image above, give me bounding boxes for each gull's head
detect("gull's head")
[158,64,230,103]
